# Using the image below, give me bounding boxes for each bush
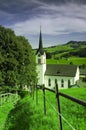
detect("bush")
[18,90,29,98]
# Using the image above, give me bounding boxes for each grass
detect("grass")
[3,92,58,130]
[3,87,86,130]
[59,88,86,130]
[47,57,86,65]
[0,100,14,130]
[45,44,72,53]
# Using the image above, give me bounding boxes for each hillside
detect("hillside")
[44,41,86,59]
[33,41,86,66]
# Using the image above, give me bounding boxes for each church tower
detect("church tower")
[36,28,46,85]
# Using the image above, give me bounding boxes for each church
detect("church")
[36,29,80,89]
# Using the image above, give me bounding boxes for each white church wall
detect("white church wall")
[36,65,45,85]
[44,75,75,89]
[74,67,80,83]
[36,52,46,85]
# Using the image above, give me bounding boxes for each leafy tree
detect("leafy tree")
[0,25,37,89]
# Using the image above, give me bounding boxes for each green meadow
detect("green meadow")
[1,87,86,130]
[47,57,86,65]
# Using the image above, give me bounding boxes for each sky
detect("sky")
[0,0,86,48]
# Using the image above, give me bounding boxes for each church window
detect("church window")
[38,59,41,64]
[68,80,71,88]
[61,79,64,87]
[48,78,51,86]
[55,79,57,85]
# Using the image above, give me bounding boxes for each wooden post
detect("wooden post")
[55,83,63,130]
[36,85,38,105]
[43,84,46,115]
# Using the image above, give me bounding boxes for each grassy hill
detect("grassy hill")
[2,87,86,130]
[33,41,86,66]
[44,41,86,59]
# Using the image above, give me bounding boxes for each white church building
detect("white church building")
[36,29,80,89]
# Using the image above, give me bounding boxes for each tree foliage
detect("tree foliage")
[0,25,37,89]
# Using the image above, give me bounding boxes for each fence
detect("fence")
[0,92,19,106]
[35,84,86,130]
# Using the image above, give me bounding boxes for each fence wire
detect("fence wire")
[42,93,76,130]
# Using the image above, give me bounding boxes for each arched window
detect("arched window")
[55,79,57,85]
[48,78,51,86]
[68,80,71,88]
[61,79,64,88]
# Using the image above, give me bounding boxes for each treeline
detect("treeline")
[61,48,86,58]
[66,41,86,48]
[0,25,37,90]
[45,41,86,59]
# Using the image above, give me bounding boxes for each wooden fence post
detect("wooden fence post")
[43,84,46,115]
[55,83,63,130]
[36,85,38,105]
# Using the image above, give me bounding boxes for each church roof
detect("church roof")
[45,64,77,77]
[36,28,44,55]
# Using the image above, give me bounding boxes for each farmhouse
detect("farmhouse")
[36,29,80,89]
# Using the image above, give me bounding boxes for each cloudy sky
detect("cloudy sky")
[0,0,86,48]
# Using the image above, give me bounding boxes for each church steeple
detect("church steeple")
[36,27,44,55]
[39,27,43,49]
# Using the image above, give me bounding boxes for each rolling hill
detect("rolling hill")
[33,41,86,66]
[44,41,86,59]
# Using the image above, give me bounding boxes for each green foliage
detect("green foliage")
[0,25,37,88]
[18,90,29,98]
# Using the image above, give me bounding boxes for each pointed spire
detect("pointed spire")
[39,26,43,50]
[36,26,44,55]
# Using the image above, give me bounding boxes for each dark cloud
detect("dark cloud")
[38,0,86,4]
[0,0,86,15]
[0,0,86,48]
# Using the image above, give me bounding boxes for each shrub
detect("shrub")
[18,90,29,98]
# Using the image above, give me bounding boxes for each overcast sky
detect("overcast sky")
[0,0,86,48]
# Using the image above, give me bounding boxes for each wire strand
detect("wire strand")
[42,93,76,130]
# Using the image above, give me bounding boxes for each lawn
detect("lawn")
[2,87,86,130]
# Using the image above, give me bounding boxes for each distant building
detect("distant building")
[36,29,80,89]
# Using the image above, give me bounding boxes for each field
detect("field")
[1,87,86,130]
[47,57,86,65]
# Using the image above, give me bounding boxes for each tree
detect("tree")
[0,25,37,89]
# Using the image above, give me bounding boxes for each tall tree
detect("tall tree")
[0,25,37,89]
